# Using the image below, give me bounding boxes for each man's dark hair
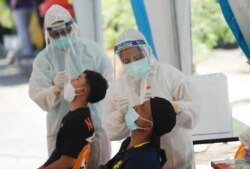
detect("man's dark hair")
[83,70,108,103]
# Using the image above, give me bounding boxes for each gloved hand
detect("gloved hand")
[172,102,181,113]
[115,98,130,114]
[239,128,250,147]
[116,112,125,124]
[114,99,130,124]
[53,71,69,90]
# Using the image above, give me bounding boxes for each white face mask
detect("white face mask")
[64,83,85,102]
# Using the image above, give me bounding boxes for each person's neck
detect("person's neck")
[127,130,151,149]
[70,96,88,112]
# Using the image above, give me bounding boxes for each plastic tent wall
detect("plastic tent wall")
[72,0,103,45]
[219,0,250,64]
[131,0,193,75]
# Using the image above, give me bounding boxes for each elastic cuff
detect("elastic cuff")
[116,112,125,125]
[173,101,181,113]
[52,86,61,96]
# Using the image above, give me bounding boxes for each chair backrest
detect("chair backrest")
[234,144,245,159]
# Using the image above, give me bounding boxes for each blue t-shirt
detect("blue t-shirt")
[10,0,33,9]
[105,137,161,169]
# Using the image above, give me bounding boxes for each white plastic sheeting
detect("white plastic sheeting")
[190,73,233,141]
[228,0,250,51]
[220,0,250,62]
[72,0,103,45]
[137,0,192,75]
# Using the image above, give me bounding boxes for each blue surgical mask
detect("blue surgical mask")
[124,58,150,79]
[52,35,75,50]
[125,107,153,131]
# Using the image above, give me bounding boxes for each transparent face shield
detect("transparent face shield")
[113,39,156,79]
[45,20,79,53]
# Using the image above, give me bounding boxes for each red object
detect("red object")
[146,85,151,90]
[247,60,250,65]
[39,0,75,18]
[214,163,231,169]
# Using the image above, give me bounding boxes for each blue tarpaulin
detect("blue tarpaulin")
[219,0,250,62]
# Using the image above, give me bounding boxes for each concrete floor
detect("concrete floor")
[0,60,47,168]
[0,48,249,169]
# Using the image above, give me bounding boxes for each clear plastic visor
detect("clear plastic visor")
[47,22,73,40]
[45,20,78,50]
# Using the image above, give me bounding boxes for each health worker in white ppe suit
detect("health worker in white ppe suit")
[103,29,201,169]
[29,5,113,168]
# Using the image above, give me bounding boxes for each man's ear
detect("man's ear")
[144,122,153,131]
[75,87,87,95]
[83,87,88,96]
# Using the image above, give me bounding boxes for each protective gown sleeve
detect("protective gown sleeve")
[29,52,61,112]
[102,84,130,141]
[164,65,201,129]
[84,40,113,84]
[96,48,113,84]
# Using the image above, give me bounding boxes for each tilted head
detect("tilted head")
[125,97,176,136]
[69,70,108,103]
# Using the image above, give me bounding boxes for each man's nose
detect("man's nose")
[133,105,140,110]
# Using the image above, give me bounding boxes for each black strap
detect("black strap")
[159,149,167,167]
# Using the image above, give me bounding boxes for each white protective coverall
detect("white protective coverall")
[103,29,201,169]
[239,127,250,147]
[29,5,112,168]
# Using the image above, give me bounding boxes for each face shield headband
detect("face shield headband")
[46,20,74,40]
[46,20,74,32]
[114,39,146,55]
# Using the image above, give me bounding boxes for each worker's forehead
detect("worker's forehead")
[120,46,140,55]
[52,20,65,26]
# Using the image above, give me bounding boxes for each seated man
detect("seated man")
[38,70,108,169]
[99,97,176,169]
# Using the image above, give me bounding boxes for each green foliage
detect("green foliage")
[191,0,236,63]
[0,0,14,28]
[102,0,236,62]
[102,0,136,49]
